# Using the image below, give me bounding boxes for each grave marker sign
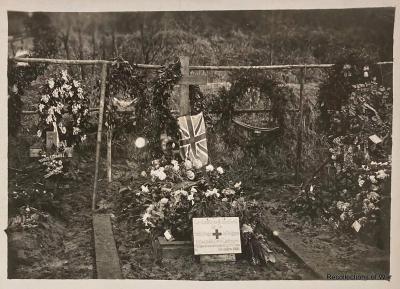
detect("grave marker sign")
[193,217,241,255]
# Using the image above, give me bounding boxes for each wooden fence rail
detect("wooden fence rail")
[12,57,392,70]
[10,56,393,210]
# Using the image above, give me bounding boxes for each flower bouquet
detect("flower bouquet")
[116,157,275,265]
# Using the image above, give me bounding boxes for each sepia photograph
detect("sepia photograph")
[4,0,398,284]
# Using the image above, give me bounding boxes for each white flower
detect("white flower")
[193,158,203,169]
[62,84,72,91]
[172,164,180,172]
[171,160,179,166]
[141,171,147,177]
[234,182,242,189]
[367,191,380,202]
[52,89,59,98]
[48,78,55,88]
[187,194,194,203]
[83,109,89,116]
[150,167,167,181]
[160,197,169,205]
[186,170,195,180]
[205,188,219,198]
[216,167,224,174]
[41,94,50,103]
[242,224,253,233]
[146,204,155,213]
[142,212,151,224]
[376,170,388,180]
[61,70,68,81]
[205,164,214,172]
[77,87,83,94]
[158,171,167,180]
[37,130,42,137]
[141,185,149,193]
[152,159,160,167]
[184,159,193,170]
[369,175,377,184]
[222,188,235,195]
[221,197,228,202]
[358,179,365,187]
[46,115,54,124]
[190,187,197,194]
[73,127,80,135]
[72,104,78,114]
[73,80,80,87]
[38,103,45,112]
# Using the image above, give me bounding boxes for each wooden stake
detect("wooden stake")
[107,125,112,183]
[295,67,305,185]
[92,62,108,211]
[179,56,191,116]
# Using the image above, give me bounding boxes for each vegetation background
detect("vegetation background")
[8,8,394,177]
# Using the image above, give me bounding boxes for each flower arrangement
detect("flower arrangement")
[136,159,248,240]
[35,70,89,178]
[37,70,89,150]
[116,158,274,265]
[294,59,392,236]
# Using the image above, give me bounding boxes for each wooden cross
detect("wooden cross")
[176,56,207,116]
[212,229,222,239]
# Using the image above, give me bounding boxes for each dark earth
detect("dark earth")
[7,148,390,280]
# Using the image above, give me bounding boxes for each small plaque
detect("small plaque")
[46,131,59,150]
[369,134,382,144]
[193,217,241,255]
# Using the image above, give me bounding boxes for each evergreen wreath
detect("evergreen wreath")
[212,70,293,144]
[103,57,147,136]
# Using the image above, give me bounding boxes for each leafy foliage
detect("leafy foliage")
[8,59,42,136]
[148,59,182,155]
[293,54,392,237]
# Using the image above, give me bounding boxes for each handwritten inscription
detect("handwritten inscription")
[193,217,241,255]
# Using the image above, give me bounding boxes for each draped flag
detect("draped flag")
[178,112,208,167]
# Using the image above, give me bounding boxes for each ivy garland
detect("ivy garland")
[37,69,90,148]
[8,58,42,136]
[146,59,182,156]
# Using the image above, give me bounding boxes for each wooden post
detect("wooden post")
[179,56,191,116]
[295,67,305,185]
[107,125,112,183]
[92,62,108,211]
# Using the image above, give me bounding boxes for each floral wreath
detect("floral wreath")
[37,70,89,149]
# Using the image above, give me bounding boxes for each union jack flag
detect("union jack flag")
[178,112,208,167]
